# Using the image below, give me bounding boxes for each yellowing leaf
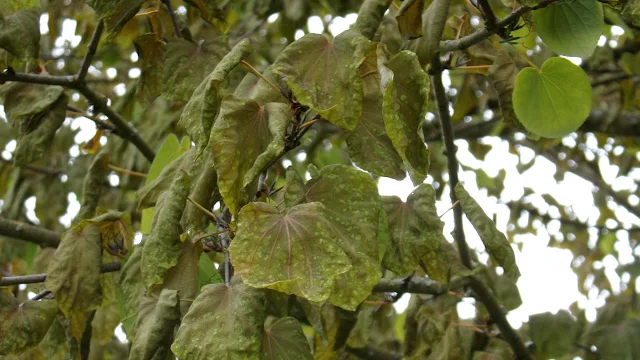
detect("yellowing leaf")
[0,291,58,356]
[396,0,424,39]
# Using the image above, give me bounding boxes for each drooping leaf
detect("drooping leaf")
[129,289,180,360]
[0,8,40,60]
[161,37,230,102]
[304,165,387,310]
[346,42,405,180]
[513,57,592,138]
[382,184,449,281]
[183,0,228,31]
[198,252,223,291]
[234,65,283,104]
[379,49,430,185]
[211,97,289,216]
[533,0,603,58]
[146,134,191,183]
[183,151,218,234]
[158,238,202,317]
[44,222,103,340]
[230,201,352,303]
[396,0,424,39]
[529,310,579,359]
[262,317,312,359]
[91,302,120,346]
[179,38,251,154]
[171,279,266,360]
[133,33,167,106]
[118,242,144,338]
[621,0,640,26]
[272,29,370,130]
[454,184,520,281]
[346,295,384,348]
[85,0,144,41]
[405,0,451,66]
[0,291,58,356]
[141,170,190,289]
[75,150,110,223]
[137,148,195,209]
[284,166,305,209]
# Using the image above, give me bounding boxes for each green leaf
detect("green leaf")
[171,279,266,360]
[584,318,640,360]
[179,38,251,154]
[183,150,218,234]
[133,33,167,106]
[533,0,603,57]
[146,134,191,184]
[513,57,592,138]
[262,317,313,359]
[346,43,405,180]
[529,310,579,358]
[85,0,144,41]
[0,0,40,13]
[198,252,223,291]
[230,201,352,303]
[284,166,305,209]
[75,150,110,223]
[621,52,640,75]
[405,0,451,66]
[396,0,424,39]
[44,222,103,340]
[183,0,228,31]
[141,170,190,289]
[91,303,120,346]
[454,184,520,281]
[129,289,180,360]
[234,65,283,104]
[272,29,370,130]
[0,291,58,355]
[304,165,387,310]
[137,148,195,209]
[382,184,449,281]
[621,0,640,26]
[158,239,202,317]
[0,8,40,60]
[379,49,430,185]
[118,242,144,338]
[211,97,289,216]
[161,38,230,102]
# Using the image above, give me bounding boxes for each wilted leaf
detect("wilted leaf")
[382,184,449,281]
[129,289,180,360]
[211,96,289,216]
[85,0,144,41]
[137,148,195,209]
[283,166,305,209]
[405,0,451,66]
[454,184,520,281]
[346,296,384,348]
[0,7,39,61]
[262,317,312,359]
[118,242,144,338]
[161,37,230,101]
[179,38,251,154]
[141,170,190,289]
[396,0,424,39]
[529,310,579,358]
[44,222,103,340]
[91,303,120,346]
[272,29,370,130]
[379,49,430,185]
[159,239,202,317]
[0,291,58,355]
[134,34,166,106]
[346,43,405,180]
[171,279,266,359]
[183,151,218,234]
[234,65,283,104]
[183,0,228,31]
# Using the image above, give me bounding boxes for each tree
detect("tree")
[0,0,639,358]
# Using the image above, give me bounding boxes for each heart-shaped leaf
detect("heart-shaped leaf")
[533,0,603,57]
[0,292,58,355]
[513,57,592,138]
[262,317,313,359]
[129,289,180,360]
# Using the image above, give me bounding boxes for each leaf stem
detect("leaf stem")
[76,20,104,83]
[240,60,280,94]
[107,164,147,177]
[186,197,220,224]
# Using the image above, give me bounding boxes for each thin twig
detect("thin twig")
[0,158,64,177]
[161,0,182,37]
[76,20,104,83]
[108,164,147,177]
[32,290,52,300]
[66,104,117,133]
[186,197,220,223]
[0,262,121,286]
[439,200,460,218]
[476,0,498,30]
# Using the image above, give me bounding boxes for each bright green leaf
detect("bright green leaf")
[146,134,191,184]
[137,148,195,209]
[0,291,58,355]
[272,29,370,130]
[533,0,603,57]
[262,317,313,359]
[529,310,579,358]
[0,8,40,60]
[129,289,180,360]
[171,279,266,360]
[513,57,592,138]
[198,252,223,291]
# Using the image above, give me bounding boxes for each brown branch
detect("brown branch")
[0,217,61,248]
[76,20,104,83]
[476,0,498,30]
[0,262,121,286]
[66,104,118,134]
[161,0,182,37]
[373,276,470,295]
[0,158,64,177]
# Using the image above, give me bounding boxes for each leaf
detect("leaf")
[133,33,167,106]
[396,0,424,39]
[158,239,202,317]
[382,184,449,281]
[90,211,133,258]
[454,184,520,281]
[44,222,103,340]
[183,151,218,234]
[304,165,387,310]
[211,97,289,216]
[584,318,640,360]
[230,201,352,303]
[0,8,40,60]
[129,289,180,360]
[137,147,195,209]
[379,49,430,185]
[528,310,579,358]
[0,0,39,13]
[75,149,110,223]
[85,0,144,41]
[171,279,266,360]
[262,317,312,359]
[533,0,603,57]
[346,43,405,180]
[272,29,370,130]
[141,170,190,289]
[198,252,223,291]
[183,0,228,31]
[234,65,283,104]
[284,166,305,209]
[179,38,251,154]
[621,0,640,26]
[405,0,451,66]
[513,57,592,138]
[91,303,120,346]
[0,291,58,355]
[118,242,144,338]
[146,134,191,184]
[161,37,230,102]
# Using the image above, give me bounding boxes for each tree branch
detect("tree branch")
[476,0,498,30]
[0,217,61,248]
[0,262,121,286]
[76,20,104,83]
[373,276,469,295]
[161,0,182,37]
[0,158,64,177]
